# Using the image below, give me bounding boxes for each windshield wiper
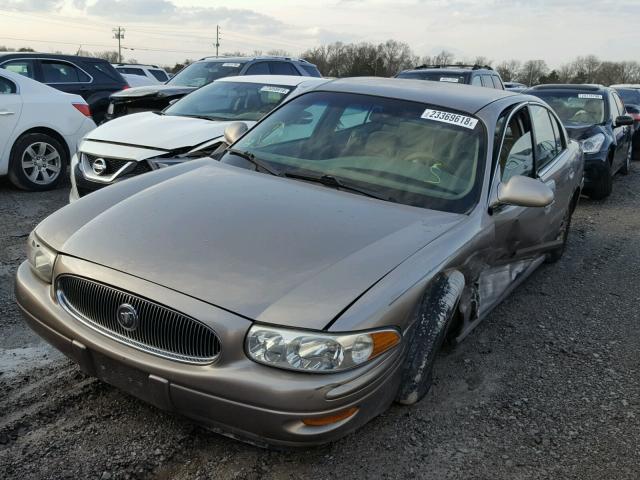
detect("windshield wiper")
[226,149,282,176]
[284,172,388,201]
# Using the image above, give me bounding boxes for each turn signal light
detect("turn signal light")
[370,331,401,358]
[302,407,358,426]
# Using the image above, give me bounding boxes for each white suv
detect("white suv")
[112,64,170,84]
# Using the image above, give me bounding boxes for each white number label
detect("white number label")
[222,62,241,67]
[578,93,603,99]
[420,109,478,130]
[439,77,459,83]
[260,86,290,95]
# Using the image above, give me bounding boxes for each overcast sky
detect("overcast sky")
[0,0,638,67]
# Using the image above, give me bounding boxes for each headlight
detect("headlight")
[26,232,57,283]
[580,133,605,154]
[246,325,401,373]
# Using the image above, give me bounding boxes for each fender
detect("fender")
[396,270,465,405]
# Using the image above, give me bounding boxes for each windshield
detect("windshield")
[223,91,486,213]
[165,81,294,121]
[168,61,245,87]
[397,71,467,84]
[531,91,607,126]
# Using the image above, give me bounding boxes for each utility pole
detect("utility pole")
[112,26,125,63]
[215,25,220,57]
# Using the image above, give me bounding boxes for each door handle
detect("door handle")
[0,110,14,116]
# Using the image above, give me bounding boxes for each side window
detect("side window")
[0,76,17,94]
[481,75,493,88]
[149,69,169,82]
[471,75,482,86]
[499,108,534,182]
[41,61,90,83]
[549,113,565,153]
[244,62,270,75]
[336,105,370,131]
[1,59,35,79]
[530,105,561,171]
[121,67,146,76]
[268,62,299,75]
[492,76,503,89]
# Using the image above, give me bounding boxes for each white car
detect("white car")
[113,64,170,84]
[0,69,96,191]
[71,75,327,201]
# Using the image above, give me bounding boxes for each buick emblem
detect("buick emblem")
[92,158,107,175]
[117,303,139,331]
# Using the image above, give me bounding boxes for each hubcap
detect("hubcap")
[21,142,61,185]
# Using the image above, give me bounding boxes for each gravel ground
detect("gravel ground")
[1,168,639,480]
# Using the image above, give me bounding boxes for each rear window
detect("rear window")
[149,69,169,82]
[397,71,467,84]
[301,64,322,77]
[168,61,245,87]
[117,67,146,76]
[88,61,127,85]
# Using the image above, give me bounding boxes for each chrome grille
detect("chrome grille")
[56,275,220,364]
[85,154,131,175]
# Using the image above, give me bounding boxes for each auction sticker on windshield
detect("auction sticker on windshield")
[222,63,241,67]
[439,77,460,83]
[260,86,290,94]
[578,94,603,99]
[421,109,478,130]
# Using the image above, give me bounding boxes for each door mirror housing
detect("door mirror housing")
[493,175,554,208]
[615,115,634,127]
[224,122,249,145]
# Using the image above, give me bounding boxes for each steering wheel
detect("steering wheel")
[403,151,438,167]
[259,121,286,144]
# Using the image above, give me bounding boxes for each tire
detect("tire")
[620,143,632,176]
[396,273,464,405]
[587,162,612,200]
[7,133,67,191]
[546,204,573,264]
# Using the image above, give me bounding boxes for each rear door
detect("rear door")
[0,74,22,164]
[38,58,92,97]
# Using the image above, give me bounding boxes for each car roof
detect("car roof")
[113,63,163,69]
[528,83,609,92]
[314,77,518,113]
[196,55,312,64]
[611,84,640,89]
[0,52,105,62]
[217,75,326,87]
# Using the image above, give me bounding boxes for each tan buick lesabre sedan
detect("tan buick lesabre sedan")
[16,78,583,447]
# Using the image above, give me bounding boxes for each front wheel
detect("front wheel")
[546,205,573,263]
[8,133,67,191]
[620,143,632,175]
[587,163,612,200]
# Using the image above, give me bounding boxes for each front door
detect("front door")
[0,74,22,163]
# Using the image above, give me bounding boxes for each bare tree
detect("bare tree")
[496,60,521,82]
[518,60,548,86]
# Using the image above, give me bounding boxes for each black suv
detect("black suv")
[611,84,640,158]
[0,53,127,124]
[527,84,634,199]
[105,55,322,121]
[396,64,504,89]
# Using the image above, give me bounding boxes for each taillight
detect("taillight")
[72,103,91,117]
[630,113,640,122]
[121,85,130,90]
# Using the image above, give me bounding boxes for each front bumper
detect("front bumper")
[15,256,403,447]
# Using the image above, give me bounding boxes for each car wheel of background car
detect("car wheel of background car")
[396,272,465,405]
[620,144,632,176]
[545,205,573,264]
[8,133,68,191]
[588,162,613,200]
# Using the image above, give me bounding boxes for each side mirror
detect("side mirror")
[615,115,634,127]
[493,175,554,208]
[223,122,249,145]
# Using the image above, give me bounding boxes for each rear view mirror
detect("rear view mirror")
[615,115,634,127]
[287,110,314,125]
[494,175,554,208]
[224,122,249,145]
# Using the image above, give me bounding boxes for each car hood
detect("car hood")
[85,112,256,151]
[111,84,196,99]
[37,161,466,330]
[564,123,606,141]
